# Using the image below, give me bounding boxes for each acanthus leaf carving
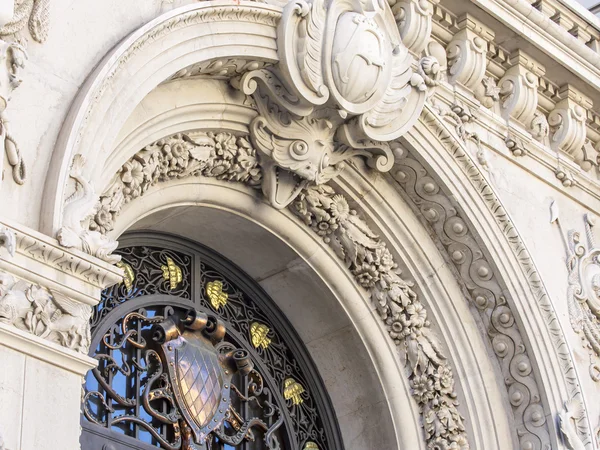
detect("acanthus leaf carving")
[446,14,494,91]
[474,76,500,109]
[0,225,16,258]
[235,0,438,208]
[0,270,92,352]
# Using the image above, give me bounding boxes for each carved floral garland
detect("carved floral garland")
[90,132,469,449]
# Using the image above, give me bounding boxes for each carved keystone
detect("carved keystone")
[498,50,545,125]
[446,14,495,90]
[548,85,592,170]
[391,0,439,55]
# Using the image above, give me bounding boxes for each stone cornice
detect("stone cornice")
[0,218,122,305]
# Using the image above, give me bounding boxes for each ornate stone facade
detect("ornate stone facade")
[1,0,600,449]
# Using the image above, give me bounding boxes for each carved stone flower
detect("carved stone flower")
[90,206,114,234]
[412,374,435,404]
[434,364,455,397]
[407,302,428,328]
[330,195,350,220]
[212,132,238,158]
[353,262,380,288]
[121,160,145,197]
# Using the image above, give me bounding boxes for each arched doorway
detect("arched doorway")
[81,233,344,450]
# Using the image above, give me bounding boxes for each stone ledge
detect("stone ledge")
[0,323,97,376]
[0,217,122,307]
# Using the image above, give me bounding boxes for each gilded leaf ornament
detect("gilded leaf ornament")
[162,257,182,290]
[116,260,135,291]
[283,378,305,405]
[206,280,228,309]
[250,321,271,349]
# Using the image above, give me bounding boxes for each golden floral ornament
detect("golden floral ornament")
[116,260,135,291]
[250,322,271,349]
[283,377,305,405]
[206,280,228,309]
[161,257,182,290]
[304,442,319,450]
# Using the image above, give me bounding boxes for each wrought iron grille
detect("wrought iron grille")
[81,233,343,450]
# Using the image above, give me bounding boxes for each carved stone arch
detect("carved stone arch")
[39,2,589,449]
[394,106,593,448]
[41,1,281,236]
[106,179,424,450]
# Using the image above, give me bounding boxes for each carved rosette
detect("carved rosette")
[235,0,438,208]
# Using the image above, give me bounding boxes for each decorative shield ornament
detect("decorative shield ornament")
[152,310,253,446]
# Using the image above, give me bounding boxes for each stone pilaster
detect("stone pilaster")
[0,218,121,450]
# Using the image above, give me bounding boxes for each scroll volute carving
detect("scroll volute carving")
[548,85,591,170]
[446,14,494,91]
[236,0,439,208]
[498,50,544,126]
[391,0,438,55]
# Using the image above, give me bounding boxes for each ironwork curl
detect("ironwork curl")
[82,242,338,450]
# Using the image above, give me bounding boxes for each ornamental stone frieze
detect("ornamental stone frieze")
[446,14,494,91]
[0,218,121,353]
[498,50,545,126]
[549,85,593,171]
[232,0,440,208]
